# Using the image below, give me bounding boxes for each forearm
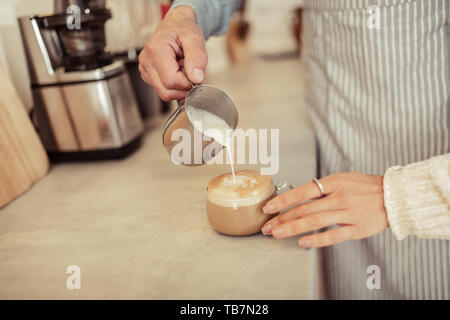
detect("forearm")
[171,0,242,38]
[384,153,450,240]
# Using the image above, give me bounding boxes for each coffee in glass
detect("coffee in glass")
[206,170,277,236]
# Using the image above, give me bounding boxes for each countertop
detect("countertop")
[0,58,316,299]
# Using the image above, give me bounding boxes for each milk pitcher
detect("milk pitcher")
[162,85,238,166]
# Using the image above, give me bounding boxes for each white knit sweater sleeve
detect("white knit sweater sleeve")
[383,153,450,240]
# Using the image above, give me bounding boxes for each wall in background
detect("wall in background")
[0,0,53,111]
[247,0,304,55]
[205,0,304,75]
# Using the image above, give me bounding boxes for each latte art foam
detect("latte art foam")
[207,170,274,207]
[221,174,258,188]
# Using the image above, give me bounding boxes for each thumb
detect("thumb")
[180,32,208,84]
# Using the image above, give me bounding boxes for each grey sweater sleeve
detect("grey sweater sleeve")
[171,0,243,39]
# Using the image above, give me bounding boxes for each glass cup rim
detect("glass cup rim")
[206,183,276,208]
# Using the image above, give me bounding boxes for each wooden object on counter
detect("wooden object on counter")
[0,62,49,208]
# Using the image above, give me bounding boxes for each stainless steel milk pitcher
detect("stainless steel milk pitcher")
[162,85,238,166]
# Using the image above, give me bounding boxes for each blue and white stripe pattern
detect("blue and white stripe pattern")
[303,0,449,299]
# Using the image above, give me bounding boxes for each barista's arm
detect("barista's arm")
[138,0,242,101]
[171,0,243,39]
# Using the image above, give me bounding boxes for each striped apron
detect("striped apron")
[302,0,449,299]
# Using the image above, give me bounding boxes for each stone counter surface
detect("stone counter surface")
[0,59,316,299]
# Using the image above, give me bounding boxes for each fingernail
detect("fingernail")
[263,203,276,214]
[191,68,204,83]
[261,223,272,235]
[299,239,311,248]
[272,228,285,238]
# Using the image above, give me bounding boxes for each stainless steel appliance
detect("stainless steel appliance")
[113,49,163,119]
[18,0,144,161]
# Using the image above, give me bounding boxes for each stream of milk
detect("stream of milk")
[186,106,236,183]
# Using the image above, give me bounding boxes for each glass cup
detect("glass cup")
[206,170,292,236]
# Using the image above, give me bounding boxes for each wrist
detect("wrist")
[169,5,198,23]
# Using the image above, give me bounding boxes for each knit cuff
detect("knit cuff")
[383,166,413,240]
[384,154,450,241]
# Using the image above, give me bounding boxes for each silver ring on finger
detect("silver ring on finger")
[312,178,326,198]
